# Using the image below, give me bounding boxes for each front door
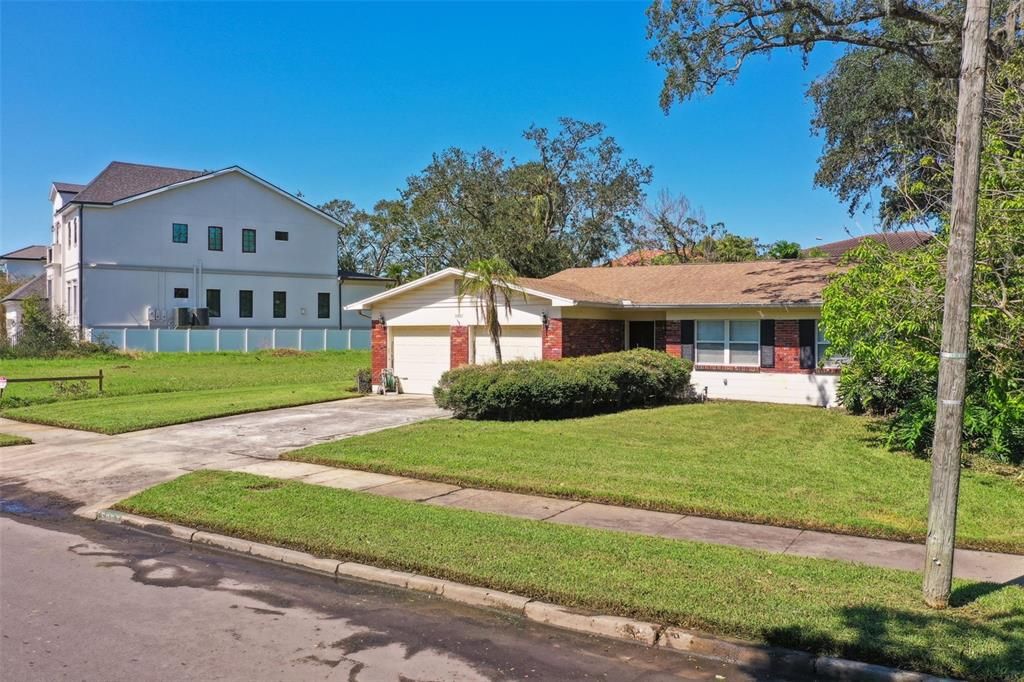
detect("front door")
[628,321,656,350]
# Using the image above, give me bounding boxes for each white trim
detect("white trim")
[343,267,578,311]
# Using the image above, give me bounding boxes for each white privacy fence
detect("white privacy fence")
[87,327,371,353]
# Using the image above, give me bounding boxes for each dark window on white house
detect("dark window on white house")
[242,228,256,253]
[317,292,330,319]
[239,290,253,318]
[172,223,188,243]
[274,231,289,241]
[273,291,286,318]
[173,287,189,299]
[206,289,221,318]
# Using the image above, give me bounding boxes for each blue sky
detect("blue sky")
[0,1,879,255]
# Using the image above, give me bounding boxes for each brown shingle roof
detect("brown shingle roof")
[808,231,933,258]
[70,161,204,205]
[1,245,47,261]
[524,259,840,306]
[1,274,47,303]
[53,182,86,195]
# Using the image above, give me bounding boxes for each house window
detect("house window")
[206,289,221,318]
[696,320,759,366]
[274,231,289,241]
[242,228,256,253]
[816,321,845,368]
[317,292,330,319]
[208,226,223,251]
[273,291,286,318]
[173,287,189,299]
[172,223,188,243]
[239,290,253,318]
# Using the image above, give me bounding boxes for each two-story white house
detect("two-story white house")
[47,162,352,334]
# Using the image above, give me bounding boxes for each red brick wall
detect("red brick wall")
[773,320,804,373]
[450,326,470,369]
[665,320,682,358]
[561,319,625,357]
[542,318,563,360]
[371,320,387,384]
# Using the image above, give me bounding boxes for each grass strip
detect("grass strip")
[0,433,32,446]
[284,402,1024,554]
[3,384,358,434]
[115,470,1024,681]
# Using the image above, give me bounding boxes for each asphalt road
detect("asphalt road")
[0,487,772,682]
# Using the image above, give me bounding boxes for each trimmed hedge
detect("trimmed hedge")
[433,348,693,420]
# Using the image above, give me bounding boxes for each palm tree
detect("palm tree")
[457,257,523,364]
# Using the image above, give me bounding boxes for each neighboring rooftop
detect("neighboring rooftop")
[520,258,840,307]
[1,274,47,303]
[63,161,205,205]
[338,269,396,282]
[52,182,87,195]
[807,231,933,258]
[0,245,47,261]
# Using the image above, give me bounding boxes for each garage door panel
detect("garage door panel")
[474,326,542,364]
[392,327,449,394]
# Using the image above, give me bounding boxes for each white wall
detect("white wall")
[83,267,337,328]
[691,369,839,408]
[4,302,21,344]
[372,275,550,327]
[68,170,338,329]
[341,280,391,329]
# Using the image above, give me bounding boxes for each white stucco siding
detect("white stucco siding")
[341,280,391,329]
[691,369,839,408]
[80,172,337,276]
[373,276,551,327]
[82,267,338,328]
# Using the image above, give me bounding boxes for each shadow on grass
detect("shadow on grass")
[759,596,1024,681]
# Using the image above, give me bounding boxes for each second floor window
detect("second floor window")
[242,228,256,253]
[317,292,330,319]
[274,231,289,241]
[273,291,286,318]
[172,223,188,243]
[208,226,223,251]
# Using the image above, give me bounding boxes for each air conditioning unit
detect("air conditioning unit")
[175,307,192,328]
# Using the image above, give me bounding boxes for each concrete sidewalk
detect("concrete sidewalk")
[229,459,1024,585]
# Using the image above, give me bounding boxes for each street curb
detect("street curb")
[95,509,953,682]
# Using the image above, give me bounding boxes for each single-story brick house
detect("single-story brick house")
[346,259,843,406]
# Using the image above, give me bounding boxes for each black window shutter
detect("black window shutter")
[760,320,775,368]
[680,320,695,362]
[799,319,816,369]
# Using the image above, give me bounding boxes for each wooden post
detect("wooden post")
[98,369,104,393]
[923,0,991,609]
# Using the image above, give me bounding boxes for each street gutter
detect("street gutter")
[94,507,955,682]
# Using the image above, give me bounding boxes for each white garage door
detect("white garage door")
[473,326,542,364]
[392,327,451,394]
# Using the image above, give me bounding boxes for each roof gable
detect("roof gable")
[1,274,47,303]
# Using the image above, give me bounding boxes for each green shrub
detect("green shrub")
[0,295,113,359]
[433,348,693,420]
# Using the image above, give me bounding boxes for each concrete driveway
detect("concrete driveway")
[0,395,446,515]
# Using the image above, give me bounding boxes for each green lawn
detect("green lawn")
[286,402,1024,554]
[0,350,369,433]
[0,433,32,446]
[116,471,1024,681]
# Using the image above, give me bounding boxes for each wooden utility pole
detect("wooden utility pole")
[923,0,992,609]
